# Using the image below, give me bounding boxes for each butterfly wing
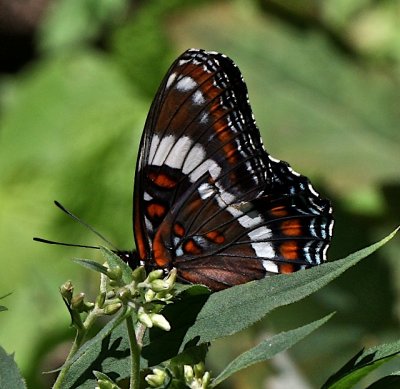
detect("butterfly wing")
[133,49,333,290]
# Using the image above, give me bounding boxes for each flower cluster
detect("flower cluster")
[60,261,177,332]
[145,362,211,389]
[133,267,177,331]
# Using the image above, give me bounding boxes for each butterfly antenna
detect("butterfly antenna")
[33,237,101,250]
[53,200,118,250]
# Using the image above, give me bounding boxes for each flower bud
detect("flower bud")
[138,310,153,328]
[184,365,194,381]
[194,362,205,378]
[145,289,156,302]
[71,292,86,312]
[145,368,167,387]
[96,291,106,308]
[96,379,119,389]
[202,371,211,388]
[107,266,122,281]
[150,313,171,331]
[103,303,122,315]
[117,287,131,302]
[165,268,177,288]
[150,279,169,292]
[147,269,164,282]
[60,281,73,303]
[155,292,174,302]
[83,301,95,312]
[132,266,146,282]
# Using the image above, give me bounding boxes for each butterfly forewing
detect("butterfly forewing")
[133,49,333,290]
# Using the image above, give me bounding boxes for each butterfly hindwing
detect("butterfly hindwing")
[133,49,333,290]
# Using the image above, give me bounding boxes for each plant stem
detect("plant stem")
[52,327,86,388]
[126,312,141,389]
[52,310,99,389]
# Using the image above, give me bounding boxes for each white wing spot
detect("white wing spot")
[252,242,275,259]
[151,135,175,166]
[308,183,319,197]
[288,166,301,177]
[183,143,206,174]
[143,192,153,201]
[200,112,209,124]
[176,76,197,91]
[248,226,272,241]
[192,90,205,105]
[262,260,279,273]
[269,156,281,163]
[198,183,216,200]
[149,134,160,163]
[165,136,192,169]
[144,217,153,232]
[189,159,221,182]
[166,72,177,89]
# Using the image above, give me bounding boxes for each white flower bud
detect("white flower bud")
[150,313,171,331]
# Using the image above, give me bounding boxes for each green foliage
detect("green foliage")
[212,314,333,387]
[0,346,26,389]
[73,258,109,276]
[322,340,400,389]
[56,230,397,388]
[99,246,134,284]
[0,293,12,312]
[109,0,193,98]
[38,0,128,52]
[367,373,400,389]
[169,2,400,197]
[1,0,399,387]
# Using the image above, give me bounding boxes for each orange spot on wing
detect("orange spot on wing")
[183,239,202,255]
[147,203,166,219]
[173,223,185,237]
[281,219,302,236]
[280,263,295,274]
[153,241,169,267]
[206,230,225,244]
[148,172,177,189]
[270,206,288,217]
[134,195,148,260]
[152,223,171,268]
[134,218,147,260]
[280,241,298,260]
[224,144,237,163]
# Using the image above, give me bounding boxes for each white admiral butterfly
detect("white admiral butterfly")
[126,49,334,291]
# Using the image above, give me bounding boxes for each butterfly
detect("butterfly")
[122,48,334,291]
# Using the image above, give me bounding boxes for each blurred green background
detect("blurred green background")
[0,0,399,388]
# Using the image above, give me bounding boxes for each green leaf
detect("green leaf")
[173,284,210,296]
[168,343,209,368]
[60,308,132,388]
[93,370,121,388]
[0,346,26,389]
[0,292,12,312]
[72,258,109,275]
[157,229,398,354]
[133,231,399,369]
[0,292,12,300]
[212,313,333,387]
[366,373,400,389]
[100,246,133,284]
[38,0,128,52]
[322,339,400,389]
[59,229,397,385]
[61,285,210,387]
[0,48,144,373]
